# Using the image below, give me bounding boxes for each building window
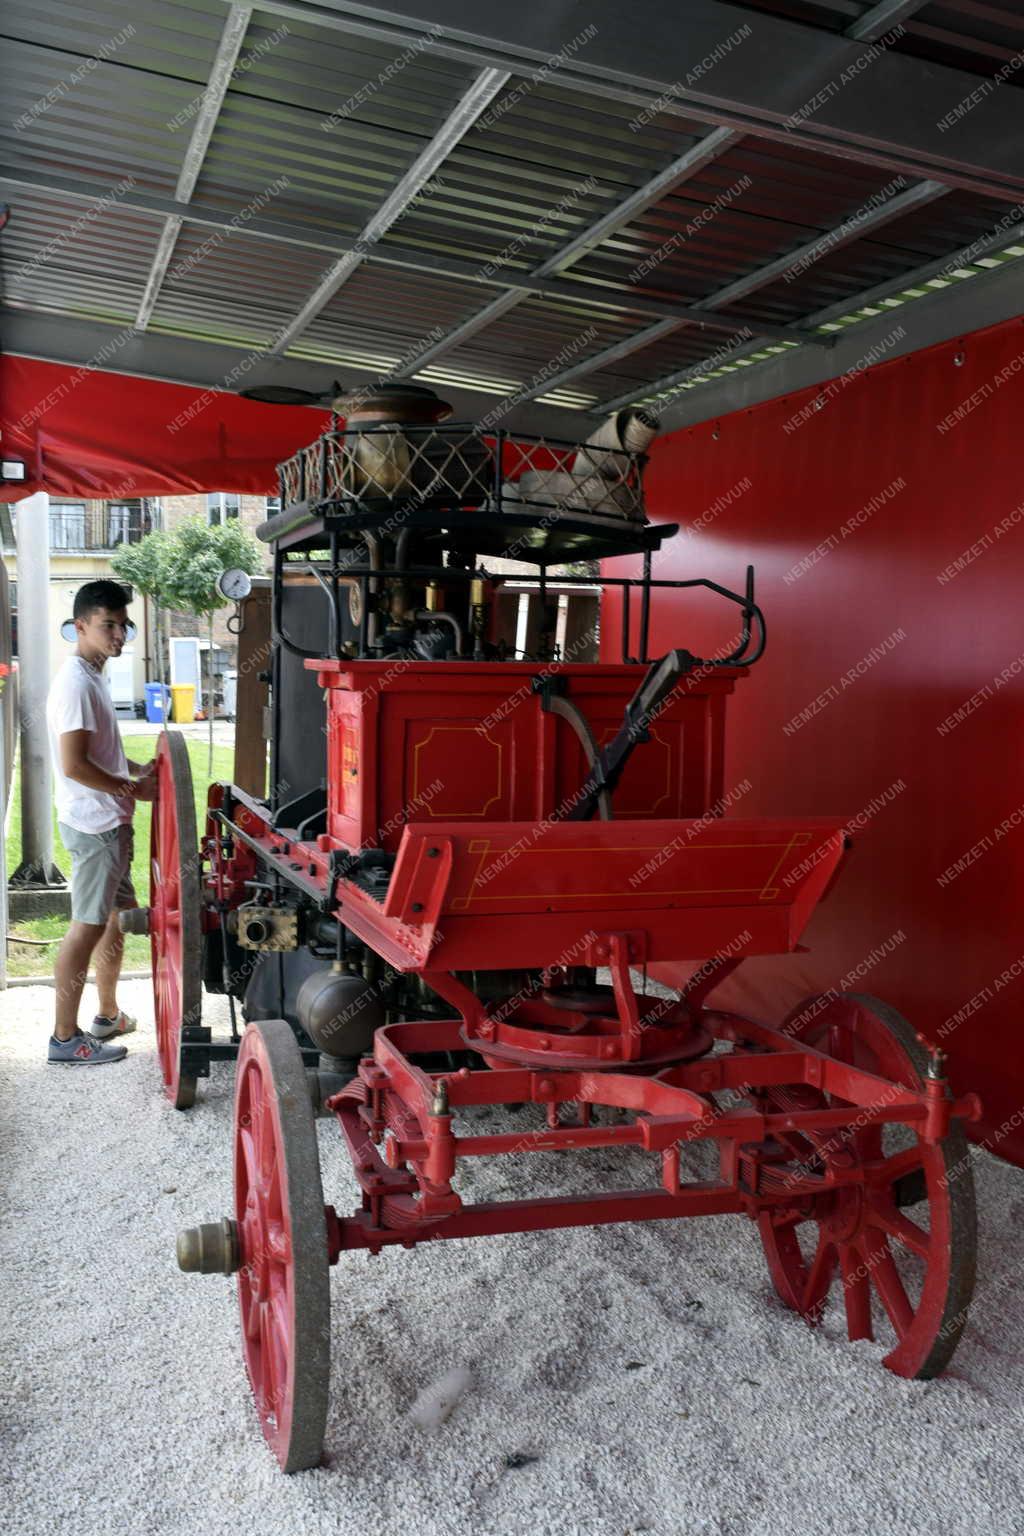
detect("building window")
[266,494,282,515]
[107,503,139,544]
[207,492,240,525]
[49,502,87,549]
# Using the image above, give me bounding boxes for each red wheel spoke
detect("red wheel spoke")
[258,1305,278,1413]
[239,1123,258,1191]
[266,1220,290,1267]
[839,1242,873,1341]
[827,1020,849,1064]
[265,1293,292,1428]
[862,1232,915,1339]
[802,1227,837,1317]
[864,1145,924,1187]
[868,1203,931,1260]
[244,1291,261,1340]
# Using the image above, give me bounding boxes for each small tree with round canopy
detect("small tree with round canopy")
[113,517,262,773]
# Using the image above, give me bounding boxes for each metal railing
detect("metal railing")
[47,503,148,552]
[278,425,648,522]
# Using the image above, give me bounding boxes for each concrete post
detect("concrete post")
[10,492,65,889]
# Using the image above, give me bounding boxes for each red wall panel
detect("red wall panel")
[604,314,1024,1165]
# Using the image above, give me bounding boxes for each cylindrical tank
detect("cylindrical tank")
[295,963,385,1058]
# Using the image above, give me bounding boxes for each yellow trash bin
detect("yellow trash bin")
[169,684,196,723]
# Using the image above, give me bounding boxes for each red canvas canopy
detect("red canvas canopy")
[0,355,329,501]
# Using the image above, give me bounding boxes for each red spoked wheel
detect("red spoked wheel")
[150,730,202,1109]
[234,1019,331,1473]
[753,993,976,1379]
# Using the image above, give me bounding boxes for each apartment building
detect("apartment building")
[1,492,274,715]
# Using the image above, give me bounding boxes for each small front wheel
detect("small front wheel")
[754,992,977,1379]
[234,1019,331,1471]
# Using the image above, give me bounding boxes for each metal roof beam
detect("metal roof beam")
[846,2,929,44]
[595,336,778,414]
[593,210,1024,414]
[521,177,947,406]
[636,247,1024,434]
[267,66,509,354]
[395,127,740,376]
[536,127,741,278]
[0,166,825,346]
[517,318,686,403]
[701,178,950,311]
[225,0,1024,202]
[1,309,581,439]
[134,2,253,332]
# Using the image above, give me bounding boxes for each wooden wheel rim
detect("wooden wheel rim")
[234,1019,331,1473]
[756,992,977,1379]
[149,731,201,1109]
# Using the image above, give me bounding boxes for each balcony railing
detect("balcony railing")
[47,503,148,552]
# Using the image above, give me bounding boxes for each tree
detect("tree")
[113,517,263,773]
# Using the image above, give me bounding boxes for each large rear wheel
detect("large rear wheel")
[150,730,201,1109]
[753,993,976,1379]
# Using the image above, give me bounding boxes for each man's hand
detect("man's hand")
[130,773,157,803]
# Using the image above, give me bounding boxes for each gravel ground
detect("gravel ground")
[2,979,1023,1536]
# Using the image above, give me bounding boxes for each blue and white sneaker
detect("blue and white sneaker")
[48,1031,127,1065]
[90,1009,137,1041]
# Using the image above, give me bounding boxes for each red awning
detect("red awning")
[0,355,330,501]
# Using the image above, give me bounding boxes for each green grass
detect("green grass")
[6,733,235,977]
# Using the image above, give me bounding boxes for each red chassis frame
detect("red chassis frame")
[205,790,980,1255]
[327,1010,980,1255]
[186,656,983,1472]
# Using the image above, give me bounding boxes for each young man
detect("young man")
[45,579,157,1065]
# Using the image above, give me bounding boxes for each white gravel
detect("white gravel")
[2,978,1022,1536]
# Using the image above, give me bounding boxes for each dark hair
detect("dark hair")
[73,579,131,620]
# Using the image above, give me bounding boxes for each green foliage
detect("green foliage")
[6,733,236,976]
[112,516,262,620]
[109,528,171,599]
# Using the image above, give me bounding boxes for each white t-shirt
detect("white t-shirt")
[46,655,132,833]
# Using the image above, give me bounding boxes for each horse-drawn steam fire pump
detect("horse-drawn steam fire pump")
[140,385,979,1471]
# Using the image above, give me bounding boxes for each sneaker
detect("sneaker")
[90,1009,138,1041]
[48,1031,127,1065]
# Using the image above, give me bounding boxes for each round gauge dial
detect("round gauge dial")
[217,567,252,602]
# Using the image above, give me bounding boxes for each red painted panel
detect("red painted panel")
[313,659,741,852]
[604,314,1024,1165]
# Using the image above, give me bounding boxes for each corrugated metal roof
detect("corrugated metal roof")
[284,263,495,372]
[190,9,481,232]
[573,326,752,409]
[375,81,714,271]
[565,137,891,303]
[417,292,647,395]
[148,224,331,346]
[0,0,1021,420]
[0,184,164,323]
[734,1,1024,81]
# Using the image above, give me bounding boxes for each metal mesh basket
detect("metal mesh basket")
[277,426,648,521]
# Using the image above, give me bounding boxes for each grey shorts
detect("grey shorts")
[58,820,137,926]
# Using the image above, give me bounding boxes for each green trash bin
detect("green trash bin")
[170,683,196,723]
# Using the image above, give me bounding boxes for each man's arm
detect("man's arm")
[60,730,155,802]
